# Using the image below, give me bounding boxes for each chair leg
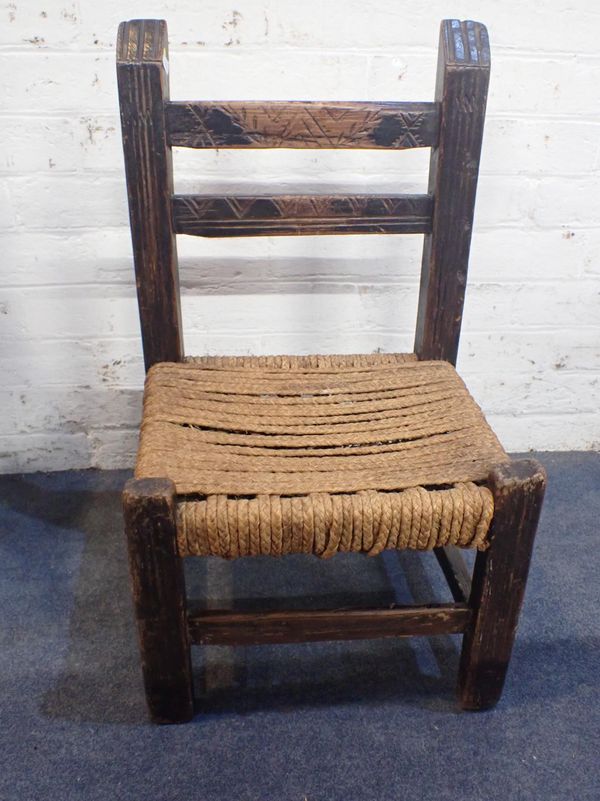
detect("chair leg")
[458,459,546,710]
[122,477,194,723]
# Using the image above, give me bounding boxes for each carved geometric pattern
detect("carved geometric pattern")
[172,194,433,237]
[166,101,439,150]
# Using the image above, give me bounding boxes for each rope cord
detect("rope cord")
[134,353,507,557]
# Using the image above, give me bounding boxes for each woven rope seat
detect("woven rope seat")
[135,353,508,559]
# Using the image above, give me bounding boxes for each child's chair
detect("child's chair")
[117,18,546,723]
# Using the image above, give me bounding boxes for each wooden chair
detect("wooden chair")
[117,18,546,724]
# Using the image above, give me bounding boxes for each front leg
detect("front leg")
[458,459,546,710]
[123,477,194,723]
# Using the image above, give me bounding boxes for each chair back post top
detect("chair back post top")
[116,18,490,371]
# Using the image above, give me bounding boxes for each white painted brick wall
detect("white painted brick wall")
[1,1,599,472]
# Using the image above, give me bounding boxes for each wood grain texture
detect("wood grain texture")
[172,194,433,237]
[117,20,183,370]
[458,459,546,710]
[166,100,439,149]
[188,603,471,645]
[122,477,194,724]
[414,20,490,364]
[434,546,472,603]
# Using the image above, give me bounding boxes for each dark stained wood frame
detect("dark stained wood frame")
[118,18,546,724]
[172,194,433,237]
[166,100,440,150]
[117,20,183,371]
[414,18,491,365]
[458,460,546,709]
[188,603,472,646]
[122,478,193,723]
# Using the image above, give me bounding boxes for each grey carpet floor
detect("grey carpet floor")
[0,452,599,801]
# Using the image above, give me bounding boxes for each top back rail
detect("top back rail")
[166,100,439,150]
[117,18,490,369]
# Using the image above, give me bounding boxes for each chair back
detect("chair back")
[117,18,490,369]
